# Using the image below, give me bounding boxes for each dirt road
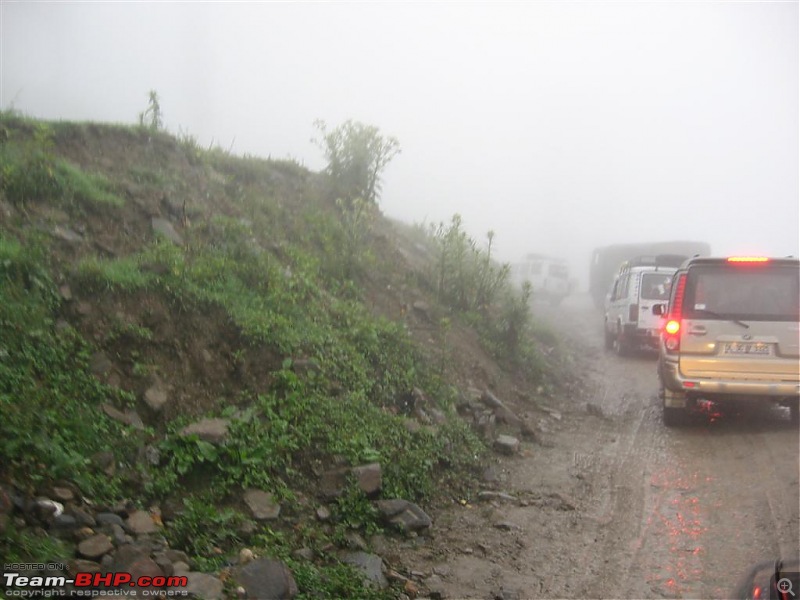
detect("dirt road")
[399,294,800,599]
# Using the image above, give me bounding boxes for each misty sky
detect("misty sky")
[2,1,798,285]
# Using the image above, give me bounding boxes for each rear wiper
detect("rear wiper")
[694,308,750,329]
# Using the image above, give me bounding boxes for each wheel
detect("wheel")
[790,400,799,426]
[604,323,614,350]
[662,406,684,427]
[614,326,629,357]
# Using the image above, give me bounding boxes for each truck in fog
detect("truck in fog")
[589,241,711,309]
[511,253,573,305]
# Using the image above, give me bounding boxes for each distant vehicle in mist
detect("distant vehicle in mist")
[511,253,573,306]
[589,241,712,309]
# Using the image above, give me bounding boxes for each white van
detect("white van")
[511,254,572,306]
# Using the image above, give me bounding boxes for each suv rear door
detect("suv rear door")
[678,260,800,380]
[638,270,674,332]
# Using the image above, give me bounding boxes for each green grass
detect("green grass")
[2,521,71,564]
[68,227,485,554]
[54,160,125,207]
[77,254,152,291]
[0,235,137,501]
[0,117,124,208]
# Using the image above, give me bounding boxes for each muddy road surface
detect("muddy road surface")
[397,294,799,600]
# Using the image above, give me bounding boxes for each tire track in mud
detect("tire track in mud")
[737,422,800,561]
[694,413,800,587]
[568,358,666,599]
[530,296,668,598]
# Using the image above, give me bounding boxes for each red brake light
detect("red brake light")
[726,256,770,263]
[670,273,687,319]
[663,273,686,353]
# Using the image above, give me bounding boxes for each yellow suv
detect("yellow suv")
[654,256,800,426]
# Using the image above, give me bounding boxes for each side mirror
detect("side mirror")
[652,303,666,316]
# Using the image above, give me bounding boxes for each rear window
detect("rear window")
[548,263,568,278]
[683,265,800,321]
[641,273,673,300]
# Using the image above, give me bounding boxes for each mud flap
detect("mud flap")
[657,363,688,408]
[663,389,688,408]
[658,379,688,408]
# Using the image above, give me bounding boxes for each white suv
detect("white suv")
[604,260,676,355]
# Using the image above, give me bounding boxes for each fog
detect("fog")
[2,2,797,288]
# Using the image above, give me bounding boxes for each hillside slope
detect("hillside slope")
[0,114,573,598]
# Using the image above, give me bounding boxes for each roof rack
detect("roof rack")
[617,254,687,274]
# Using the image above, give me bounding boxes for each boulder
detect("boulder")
[151,217,183,245]
[77,534,113,560]
[341,552,388,589]
[243,489,281,521]
[375,499,432,533]
[494,435,520,455]
[184,572,224,600]
[179,418,230,445]
[235,558,298,600]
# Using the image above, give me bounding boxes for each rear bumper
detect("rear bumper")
[660,357,800,399]
[622,324,660,348]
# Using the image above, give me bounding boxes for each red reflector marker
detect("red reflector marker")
[683,382,696,388]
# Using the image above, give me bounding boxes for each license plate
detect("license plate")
[722,342,773,356]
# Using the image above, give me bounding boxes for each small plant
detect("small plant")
[436,316,451,378]
[107,321,154,343]
[429,215,512,313]
[165,496,245,571]
[334,196,375,279]
[132,361,152,377]
[1,520,70,563]
[0,123,58,207]
[138,90,163,131]
[313,119,400,206]
[333,483,380,536]
[493,281,533,361]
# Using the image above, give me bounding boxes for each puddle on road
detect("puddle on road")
[636,464,713,598]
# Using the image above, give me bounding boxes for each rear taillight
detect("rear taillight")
[629,304,639,323]
[663,273,687,353]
